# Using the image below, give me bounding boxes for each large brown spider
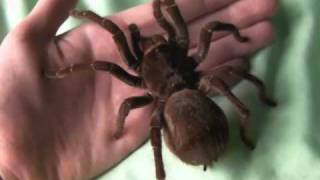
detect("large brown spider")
[46,0,276,179]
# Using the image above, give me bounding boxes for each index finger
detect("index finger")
[15,0,77,41]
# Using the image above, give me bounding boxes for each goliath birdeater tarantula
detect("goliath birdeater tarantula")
[46,0,276,179]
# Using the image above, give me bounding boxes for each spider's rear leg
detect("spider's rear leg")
[70,10,140,70]
[194,22,249,63]
[150,104,166,180]
[226,66,277,106]
[212,66,276,106]
[199,76,255,149]
[202,59,251,94]
[114,94,153,138]
[45,61,144,88]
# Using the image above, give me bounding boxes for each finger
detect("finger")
[24,0,78,39]
[189,0,278,48]
[113,0,240,36]
[212,0,278,25]
[196,21,274,71]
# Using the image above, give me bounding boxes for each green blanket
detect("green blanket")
[1,0,319,179]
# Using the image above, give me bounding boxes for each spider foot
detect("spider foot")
[203,164,207,171]
[237,36,250,43]
[243,139,255,150]
[240,130,256,150]
[128,24,139,32]
[262,97,277,107]
[113,130,123,140]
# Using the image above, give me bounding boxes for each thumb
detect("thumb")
[25,0,78,39]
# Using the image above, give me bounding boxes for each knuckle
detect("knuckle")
[11,16,50,44]
[255,21,275,45]
[9,20,36,42]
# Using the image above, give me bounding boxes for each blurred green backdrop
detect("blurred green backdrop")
[1,0,320,180]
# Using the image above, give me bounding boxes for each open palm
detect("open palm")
[0,0,277,179]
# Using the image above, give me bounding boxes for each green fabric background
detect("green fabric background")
[1,0,320,180]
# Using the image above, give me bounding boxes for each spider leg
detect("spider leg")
[153,0,176,43]
[203,165,207,171]
[114,94,154,138]
[194,22,249,63]
[225,66,277,106]
[70,10,140,70]
[150,104,166,180]
[199,76,255,149]
[128,24,144,61]
[45,61,144,88]
[210,66,276,106]
[161,0,189,54]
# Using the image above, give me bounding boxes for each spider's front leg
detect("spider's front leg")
[70,10,140,70]
[150,104,166,180]
[194,22,249,63]
[153,0,176,43]
[129,24,144,60]
[158,0,189,54]
[45,61,144,88]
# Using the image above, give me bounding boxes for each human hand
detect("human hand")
[0,0,277,179]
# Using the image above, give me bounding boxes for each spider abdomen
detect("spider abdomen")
[163,89,229,165]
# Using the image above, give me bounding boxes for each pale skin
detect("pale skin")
[0,0,278,179]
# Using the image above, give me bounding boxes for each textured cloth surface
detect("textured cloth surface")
[1,0,320,180]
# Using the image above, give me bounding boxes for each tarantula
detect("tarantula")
[46,0,276,179]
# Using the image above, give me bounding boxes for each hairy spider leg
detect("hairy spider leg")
[161,0,190,55]
[194,21,249,63]
[225,67,277,106]
[45,61,144,88]
[199,76,255,149]
[70,10,140,70]
[150,104,166,180]
[153,0,176,43]
[114,94,154,138]
[128,24,144,60]
[203,165,207,171]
